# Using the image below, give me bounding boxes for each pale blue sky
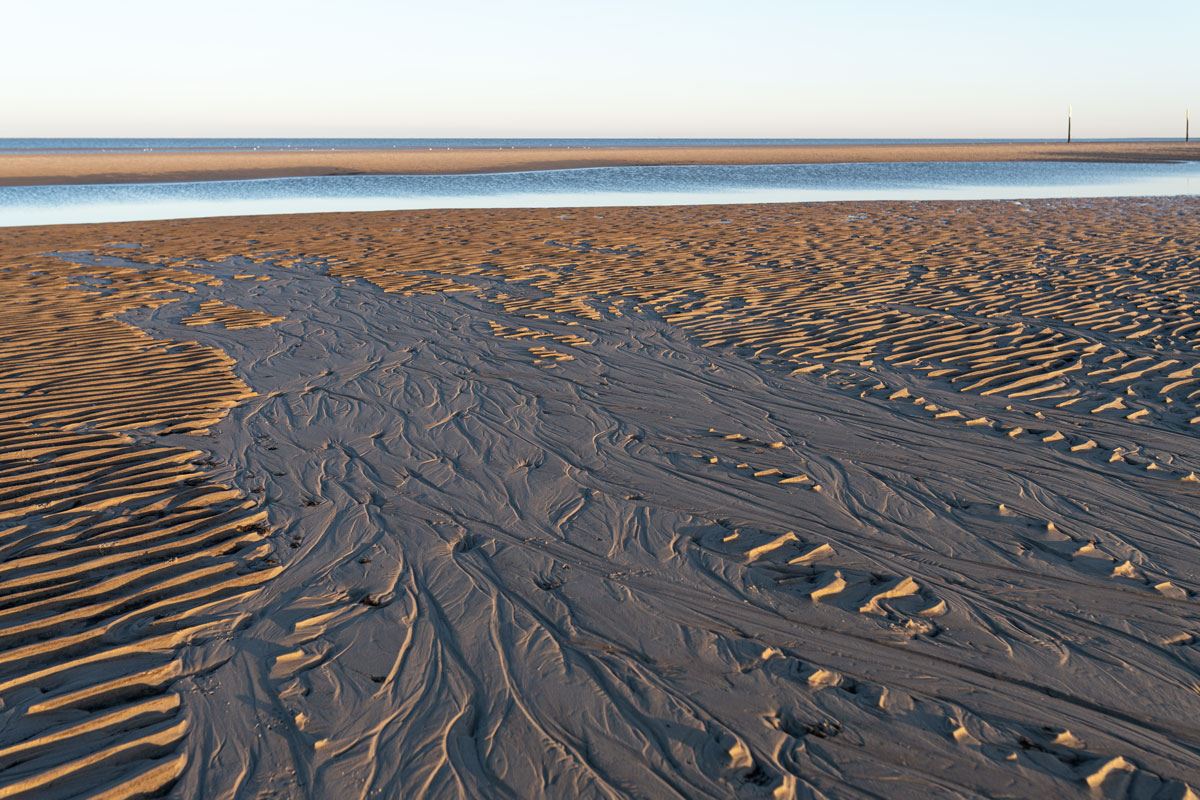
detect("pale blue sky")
[3,0,1196,138]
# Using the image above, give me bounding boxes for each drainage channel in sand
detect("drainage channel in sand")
[1,197,1199,797]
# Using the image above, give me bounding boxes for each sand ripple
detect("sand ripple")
[2,198,1199,797]
[0,253,274,798]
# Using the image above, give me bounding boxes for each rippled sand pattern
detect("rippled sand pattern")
[0,253,275,798]
[1,198,1199,798]
[318,199,1200,477]
[183,299,285,330]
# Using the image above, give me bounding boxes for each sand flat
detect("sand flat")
[1,141,1198,186]
[1,198,1199,797]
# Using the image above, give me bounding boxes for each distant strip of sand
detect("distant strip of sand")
[1,141,1198,186]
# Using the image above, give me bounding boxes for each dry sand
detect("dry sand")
[1,141,1198,186]
[1,197,1200,798]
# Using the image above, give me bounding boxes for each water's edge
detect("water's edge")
[2,160,1198,227]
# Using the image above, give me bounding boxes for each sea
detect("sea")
[0,137,1175,153]
[1,139,1196,226]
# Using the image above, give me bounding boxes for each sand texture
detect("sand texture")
[1,197,1199,797]
[1,141,1198,186]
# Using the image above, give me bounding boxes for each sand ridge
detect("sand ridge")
[0,252,276,797]
[2,198,1200,796]
[183,299,285,330]
[0,141,1198,186]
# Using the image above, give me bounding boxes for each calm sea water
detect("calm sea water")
[0,137,1171,153]
[2,161,1198,227]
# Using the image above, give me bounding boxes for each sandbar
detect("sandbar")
[1,140,1198,186]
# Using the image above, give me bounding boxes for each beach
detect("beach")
[1,140,1198,186]
[2,196,1199,798]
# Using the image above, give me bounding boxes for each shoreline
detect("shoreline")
[1,141,1198,187]
[6,193,1199,232]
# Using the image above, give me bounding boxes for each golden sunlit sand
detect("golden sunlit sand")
[2,197,1200,797]
[1,140,1198,186]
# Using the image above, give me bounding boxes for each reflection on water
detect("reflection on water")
[2,160,1198,227]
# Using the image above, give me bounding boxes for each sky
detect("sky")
[3,0,1196,139]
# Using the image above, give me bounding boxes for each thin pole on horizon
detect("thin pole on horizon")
[1187,108,1191,143]
[1067,105,1072,144]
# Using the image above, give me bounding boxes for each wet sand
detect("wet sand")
[1,140,1198,186]
[2,197,1200,798]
